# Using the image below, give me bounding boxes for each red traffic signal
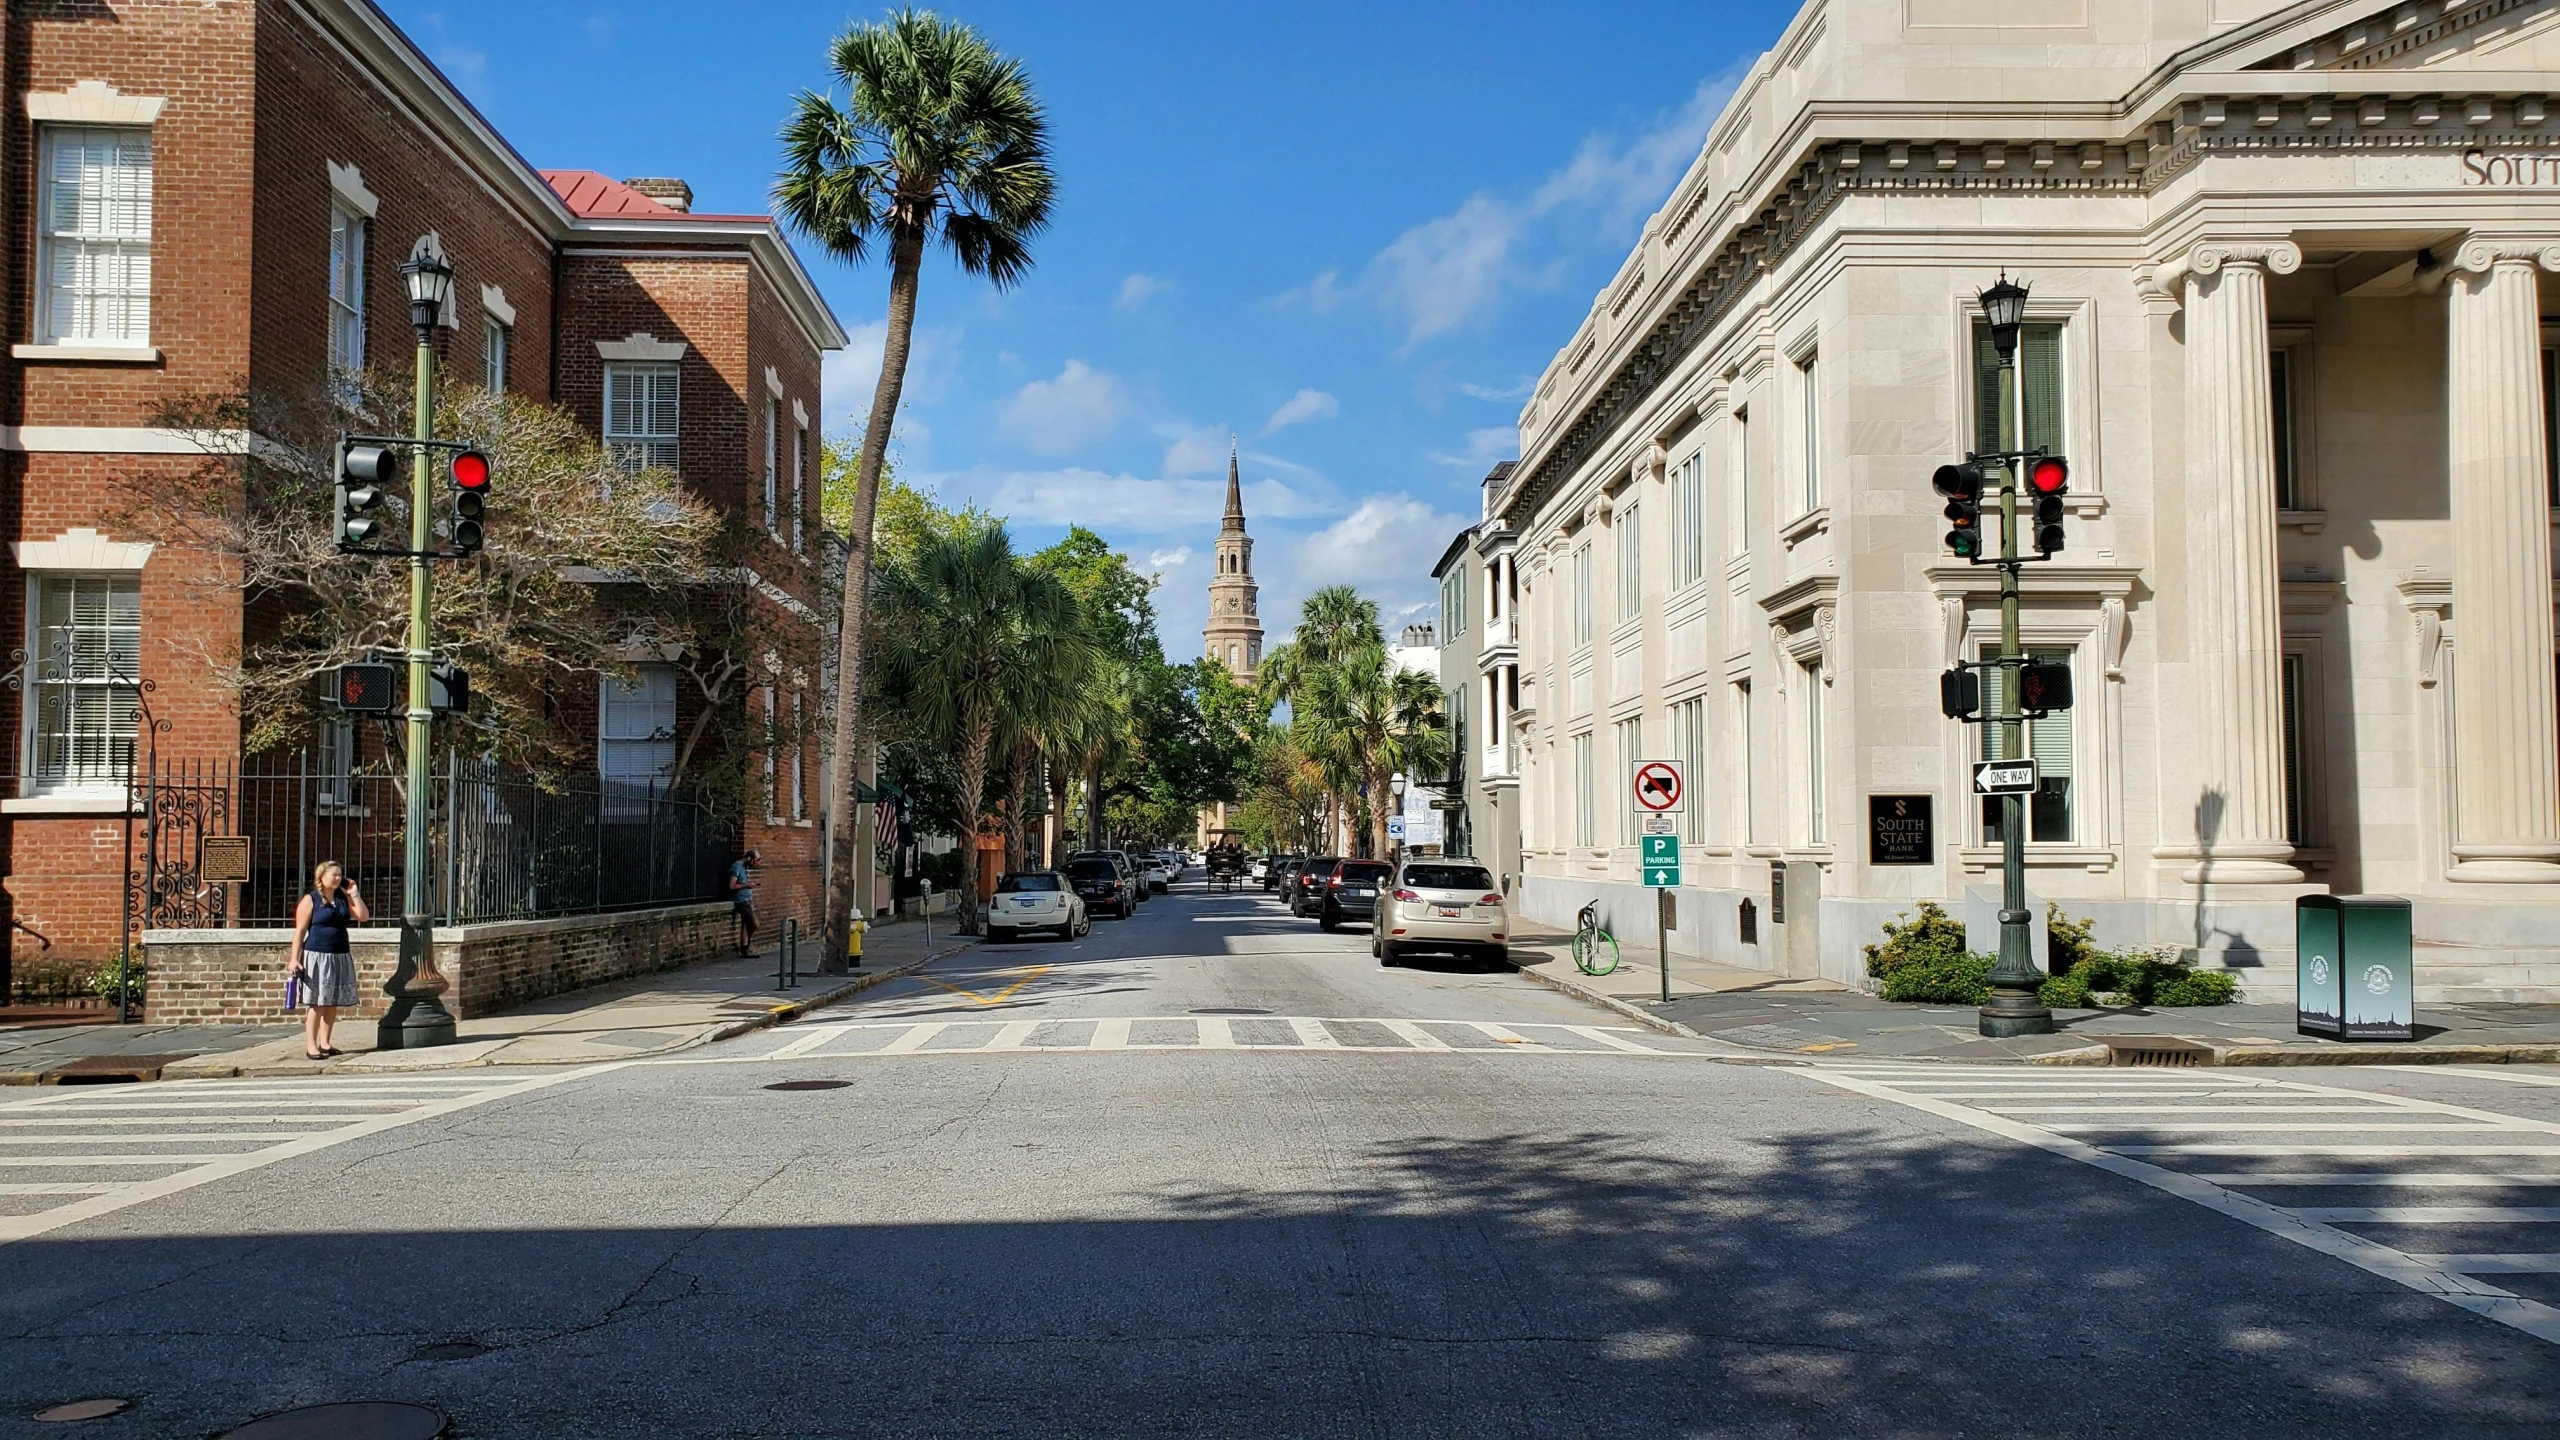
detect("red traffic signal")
[451,450,491,490]
[2027,456,2069,494]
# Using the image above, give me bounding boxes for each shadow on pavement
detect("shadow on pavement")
[1,1125,2546,1436]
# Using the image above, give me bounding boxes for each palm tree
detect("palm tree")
[869,518,1088,935]
[777,8,1056,958]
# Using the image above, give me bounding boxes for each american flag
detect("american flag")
[874,796,900,849]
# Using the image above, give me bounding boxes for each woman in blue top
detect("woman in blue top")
[289,860,368,1060]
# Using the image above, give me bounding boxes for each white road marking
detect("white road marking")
[0,1066,614,1246]
[2409,1254,2560,1273]
[1567,1025,1660,1054]
[983,1020,1043,1052]
[1800,1064,2560,1346]
[768,1025,853,1059]
[643,1016,1696,1063]
[2386,1066,2560,1089]
[1379,1020,1454,1052]
[1286,1018,1341,1050]
[1193,1017,1235,1050]
[1090,1019,1133,1051]
[2199,1172,2560,1187]
[877,1023,948,1055]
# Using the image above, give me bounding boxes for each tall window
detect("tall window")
[1441,565,1466,639]
[1571,544,1593,648]
[763,398,781,536]
[1614,716,1643,844]
[1448,683,1468,779]
[1727,408,1751,558]
[1573,732,1595,847]
[762,687,780,819]
[27,576,140,789]
[792,692,808,821]
[1671,453,1706,589]
[1980,646,2074,844]
[793,423,808,554]
[1798,352,1821,512]
[1802,663,1825,844]
[604,363,681,473]
[317,716,356,809]
[1733,681,1755,845]
[1671,696,1707,845]
[1616,503,1641,623]
[1971,321,2062,455]
[38,127,152,345]
[484,317,509,393]
[327,204,366,372]
[598,667,676,791]
[1485,555,1504,624]
[2281,654,2306,847]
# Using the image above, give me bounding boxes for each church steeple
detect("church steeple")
[1203,436,1262,681]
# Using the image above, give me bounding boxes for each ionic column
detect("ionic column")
[2181,241,2304,884]
[2446,240,2560,881]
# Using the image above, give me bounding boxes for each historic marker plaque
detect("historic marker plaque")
[1868,795,1934,866]
[199,836,251,885]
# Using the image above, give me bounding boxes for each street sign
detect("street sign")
[1640,814,1677,836]
[1972,758,2039,795]
[1387,815,1407,841]
[1642,863,1680,888]
[1631,758,1684,814]
[1640,834,1680,865]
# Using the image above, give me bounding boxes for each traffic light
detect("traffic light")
[336,661,399,714]
[334,438,399,551]
[448,449,490,556]
[1940,667,1981,720]
[428,661,470,715]
[2019,660,2075,715]
[1932,461,1987,559]
[2027,454,2069,556]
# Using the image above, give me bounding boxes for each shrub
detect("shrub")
[1880,952,1994,1004]
[85,957,145,1003]
[2046,903,2099,972]
[2050,946,2234,1007]
[1864,902,1968,979]
[2150,967,2238,1007]
[2037,970,2093,1008]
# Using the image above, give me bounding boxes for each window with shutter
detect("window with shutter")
[1616,503,1641,622]
[1572,544,1593,648]
[317,717,356,809]
[1574,732,1595,847]
[484,318,509,393]
[327,204,365,372]
[598,667,677,816]
[39,127,153,345]
[793,425,808,554]
[763,399,780,536]
[1803,663,1825,844]
[27,576,142,790]
[1798,352,1821,513]
[1972,322,2063,455]
[604,363,681,474]
[1979,646,2074,843]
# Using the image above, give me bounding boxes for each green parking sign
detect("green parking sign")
[1641,834,1679,865]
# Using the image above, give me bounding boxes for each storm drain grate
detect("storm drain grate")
[42,1054,190,1084]
[215,1402,446,1439]
[2102,1036,2214,1068]
[764,1079,852,1091]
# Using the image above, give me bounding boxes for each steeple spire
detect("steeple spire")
[1222,437,1245,532]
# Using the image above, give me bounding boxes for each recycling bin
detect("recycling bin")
[2296,895,2414,1041]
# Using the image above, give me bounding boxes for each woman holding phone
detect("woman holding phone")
[289,860,367,1060]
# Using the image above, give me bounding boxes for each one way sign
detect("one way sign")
[1972,759,2039,795]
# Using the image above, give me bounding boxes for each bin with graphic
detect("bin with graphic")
[2295,895,2414,1041]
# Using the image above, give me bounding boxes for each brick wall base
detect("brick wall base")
[142,902,738,1025]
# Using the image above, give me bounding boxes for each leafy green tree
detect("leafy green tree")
[779,6,1056,957]
[868,516,1088,935]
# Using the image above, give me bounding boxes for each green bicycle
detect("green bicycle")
[1573,899,1620,976]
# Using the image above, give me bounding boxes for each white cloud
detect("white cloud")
[1116,273,1171,309]
[1293,493,1472,591]
[1001,360,1125,455]
[1328,73,1737,346]
[1148,545,1192,570]
[973,467,1328,536]
[1261,388,1339,435]
[1428,426,1517,469]
[1461,377,1536,403]
[1161,426,1228,477]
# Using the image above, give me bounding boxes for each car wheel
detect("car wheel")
[1320,906,1339,933]
[1484,944,1509,966]
[989,926,1012,944]
[1379,938,1400,966]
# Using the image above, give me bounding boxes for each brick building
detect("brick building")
[0,0,847,969]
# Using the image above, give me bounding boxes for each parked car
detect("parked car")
[1264,853,1302,893]
[1141,853,1176,892]
[1248,854,1272,883]
[1317,859,1394,931]
[1064,858,1135,919]
[1067,850,1144,908]
[987,870,1089,942]
[1289,856,1343,918]
[1375,859,1508,965]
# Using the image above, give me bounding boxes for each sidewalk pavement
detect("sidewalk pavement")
[0,917,977,1083]
[1507,922,2560,1066]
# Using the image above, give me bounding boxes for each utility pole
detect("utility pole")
[1974,276,2053,1038]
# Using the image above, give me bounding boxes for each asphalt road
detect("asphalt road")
[3,877,2557,1437]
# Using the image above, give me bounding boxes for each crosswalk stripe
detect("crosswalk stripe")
[1091,1019,1133,1050]
[983,1020,1043,1052]
[1568,1025,1658,1054]
[1286,1018,1339,1050]
[1193,1017,1234,1050]
[649,1015,1697,1064]
[768,1025,852,1059]
[2409,1254,2560,1273]
[878,1023,948,1054]
[1378,1020,1453,1052]
[1800,1064,2560,1347]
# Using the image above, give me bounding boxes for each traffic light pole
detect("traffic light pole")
[379,326,458,1050]
[1979,347,2053,1037]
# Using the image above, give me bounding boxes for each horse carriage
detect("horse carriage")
[1204,831,1249,893]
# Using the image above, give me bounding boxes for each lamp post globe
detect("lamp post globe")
[401,234,454,339]
[1977,273,2029,365]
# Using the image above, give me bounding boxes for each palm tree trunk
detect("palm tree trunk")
[1003,739,1033,872]
[954,712,995,936]
[1046,761,1071,868]
[1370,762,1392,861]
[1084,757,1103,851]
[823,222,926,964]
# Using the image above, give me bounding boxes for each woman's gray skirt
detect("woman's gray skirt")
[301,950,359,1008]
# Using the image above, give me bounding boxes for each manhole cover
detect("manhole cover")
[763,1079,851,1091]
[1188,1007,1272,1016]
[408,1339,489,1362]
[215,1402,446,1440]
[33,1398,130,1421]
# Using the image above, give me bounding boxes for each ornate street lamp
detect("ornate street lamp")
[402,238,454,339]
[1978,272,2028,366]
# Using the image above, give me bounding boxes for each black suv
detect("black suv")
[1289,857,1343,918]
[1317,860,1393,931]
[1065,858,1133,919]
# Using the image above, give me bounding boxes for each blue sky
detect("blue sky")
[385,1,1781,656]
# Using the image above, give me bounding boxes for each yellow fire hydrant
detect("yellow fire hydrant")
[846,915,868,966]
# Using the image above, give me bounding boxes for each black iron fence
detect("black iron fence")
[139,754,735,928]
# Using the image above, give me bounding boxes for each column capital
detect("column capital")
[2189,239,2302,279]
[2452,236,2560,275]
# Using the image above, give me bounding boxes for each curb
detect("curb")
[1510,957,1707,1040]
[161,939,979,1080]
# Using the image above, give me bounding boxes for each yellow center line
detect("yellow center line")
[910,965,1053,1006]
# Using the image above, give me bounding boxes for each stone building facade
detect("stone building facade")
[0,1,845,968]
[1497,0,2560,1001]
